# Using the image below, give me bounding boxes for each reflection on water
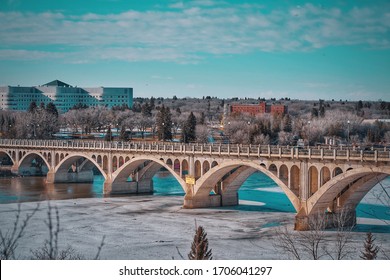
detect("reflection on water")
[0,175,106,204]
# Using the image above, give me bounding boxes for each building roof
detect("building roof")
[43,80,72,87]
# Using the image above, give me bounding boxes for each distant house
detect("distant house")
[229,102,287,116]
[0,80,133,112]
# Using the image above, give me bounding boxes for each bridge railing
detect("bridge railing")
[0,139,389,162]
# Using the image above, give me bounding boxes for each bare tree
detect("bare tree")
[196,125,209,143]
[274,211,355,260]
[31,203,105,260]
[0,204,39,260]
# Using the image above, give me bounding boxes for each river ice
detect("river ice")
[0,193,389,260]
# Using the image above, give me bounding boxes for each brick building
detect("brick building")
[229,102,287,116]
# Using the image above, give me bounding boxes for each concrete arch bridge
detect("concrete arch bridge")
[1,139,389,230]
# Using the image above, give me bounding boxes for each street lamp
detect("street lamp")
[247,121,251,145]
[307,121,311,146]
[227,121,231,144]
[347,120,350,146]
[27,123,38,138]
[161,122,165,141]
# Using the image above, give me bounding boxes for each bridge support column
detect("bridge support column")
[11,164,19,175]
[183,194,222,208]
[109,179,154,195]
[103,179,112,194]
[299,161,309,200]
[54,170,94,183]
[294,209,357,231]
[221,191,239,206]
[46,169,55,184]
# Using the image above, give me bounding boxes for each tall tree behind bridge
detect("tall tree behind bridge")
[181,112,196,143]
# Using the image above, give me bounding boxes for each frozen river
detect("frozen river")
[0,172,389,259]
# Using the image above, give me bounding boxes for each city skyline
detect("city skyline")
[0,0,389,101]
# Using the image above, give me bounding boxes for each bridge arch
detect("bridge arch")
[308,166,319,197]
[193,160,300,211]
[173,159,180,174]
[320,166,331,187]
[307,166,390,216]
[111,155,187,192]
[0,150,15,165]
[290,165,300,195]
[166,158,173,169]
[333,167,343,177]
[279,164,288,185]
[18,152,50,175]
[203,160,210,175]
[195,160,201,179]
[54,153,108,180]
[269,164,277,176]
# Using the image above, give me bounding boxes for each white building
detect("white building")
[0,80,133,112]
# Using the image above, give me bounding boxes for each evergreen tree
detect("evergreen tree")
[319,105,325,118]
[0,114,4,132]
[156,105,165,140]
[188,225,212,260]
[163,107,173,141]
[199,112,205,125]
[282,114,292,132]
[105,126,113,141]
[311,107,319,118]
[28,101,37,113]
[46,102,59,118]
[360,232,379,260]
[141,102,152,117]
[119,125,129,141]
[356,100,363,111]
[150,96,155,110]
[181,112,196,143]
[156,105,172,141]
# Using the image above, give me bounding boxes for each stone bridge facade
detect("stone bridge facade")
[0,139,389,230]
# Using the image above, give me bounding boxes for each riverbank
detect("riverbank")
[0,195,389,260]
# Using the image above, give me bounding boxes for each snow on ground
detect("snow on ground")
[0,195,389,260]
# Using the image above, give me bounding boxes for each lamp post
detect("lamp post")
[307,121,311,146]
[172,122,175,141]
[347,120,350,146]
[247,121,251,145]
[227,121,230,144]
[162,122,164,140]
[27,123,38,138]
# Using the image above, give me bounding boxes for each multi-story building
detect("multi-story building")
[229,101,287,116]
[0,80,133,112]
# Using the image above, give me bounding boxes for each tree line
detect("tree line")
[0,98,389,146]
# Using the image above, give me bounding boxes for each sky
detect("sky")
[0,0,389,101]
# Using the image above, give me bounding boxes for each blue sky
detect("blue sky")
[0,0,389,101]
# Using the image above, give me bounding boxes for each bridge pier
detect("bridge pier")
[11,164,19,175]
[221,192,239,206]
[56,170,94,183]
[107,179,154,195]
[46,170,55,183]
[183,194,222,208]
[294,210,356,231]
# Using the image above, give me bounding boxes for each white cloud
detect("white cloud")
[0,2,389,63]
[169,2,184,9]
